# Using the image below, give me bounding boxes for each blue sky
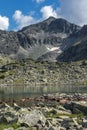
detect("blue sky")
[0,0,87,31]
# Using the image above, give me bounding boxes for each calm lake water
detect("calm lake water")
[0,84,87,102]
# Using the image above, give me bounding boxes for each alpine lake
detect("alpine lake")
[0,83,87,106]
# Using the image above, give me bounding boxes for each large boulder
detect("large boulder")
[18,110,46,127]
[64,101,87,114]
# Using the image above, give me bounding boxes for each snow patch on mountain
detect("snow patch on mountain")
[46,46,62,53]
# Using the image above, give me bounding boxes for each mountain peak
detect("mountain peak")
[20,17,80,35]
[39,16,56,26]
[47,18,81,34]
[44,16,56,22]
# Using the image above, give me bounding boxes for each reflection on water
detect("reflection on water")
[0,84,87,101]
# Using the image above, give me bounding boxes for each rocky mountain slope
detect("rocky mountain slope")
[0,17,83,61]
[57,25,87,61]
[0,58,87,86]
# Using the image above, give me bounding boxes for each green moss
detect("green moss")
[0,75,5,79]
[46,112,84,119]
[29,126,34,130]
[0,123,19,130]
[14,78,24,84]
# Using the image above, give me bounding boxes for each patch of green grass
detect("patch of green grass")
[29,126,34,130]
[14,78,24,84]
[46,112,84,119]
[0,75,5,79]
[0,123,19,130]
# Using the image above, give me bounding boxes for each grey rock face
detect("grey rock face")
[64,101,87,114]
[57,25,87,62]
[18,110,46,127]
[57,40,87,62]
[47,18,80,34]
[20,17,80,34]
[75,25,87,37]
[0,17,81,61]
[1,16,87,62]
[0,31,19,55]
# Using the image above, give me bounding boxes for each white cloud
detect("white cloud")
[35,0,45,3]
[13,10,36,30]
[40,1,87,26]
[40,5,59,19]
[0,15,9,30]
[59,0,87,25]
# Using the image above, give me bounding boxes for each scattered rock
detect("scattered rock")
[0,95,87,130]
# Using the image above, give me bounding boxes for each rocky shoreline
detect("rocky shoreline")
[1,93,87,130]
